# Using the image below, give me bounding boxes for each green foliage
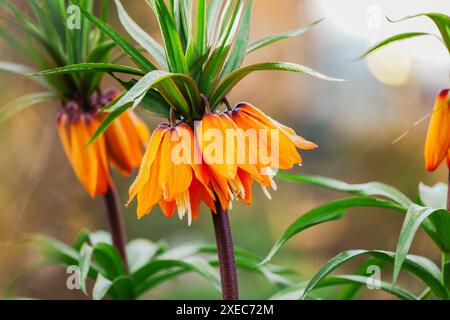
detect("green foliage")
[361,12,450,57]
[45,0,344,140]
[28,229,296,300]
[266,174,450,299]
[0,0,117,103]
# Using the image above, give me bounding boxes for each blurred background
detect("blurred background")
[0,0,449,299]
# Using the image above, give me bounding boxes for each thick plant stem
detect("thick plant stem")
[211,201,239,300]
[103,186,128,271]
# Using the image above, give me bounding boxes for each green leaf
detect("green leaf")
[277,173,414,208]
[153,0,189,74]
[35,235,79,267]
[206,0,223,45]
[79,244,93,295]
[194,0,207,60]
[199,245,297,287]
[419,182,447,209]
[260,197,405,265]
[389,13,450,53]
[393,205,448,284]
[0,92,59,123]
[271,275,418,300]
[114,0,167,69]
[133,258,221,297]
[92,273,113,300]
[72,229,91,252]
[71,0,156,72]
[89,103,133,146]
[0,61,36,75]
[108,276,135,300]
[359,32,432,59]
[89,230,112,246]
[93,243,126,279]
[210,62,345,109]
[34,63,145,77]
[301,249,446,300]
[108,70,199,116]
[221,0,253,78]
[126,239,161,273]
[114,77,170,118]
[201,0,244,95]
[247,18,323,54]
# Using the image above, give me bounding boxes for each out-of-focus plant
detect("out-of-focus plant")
[39,0,344,299]
[4,230,297,300]
[261,173,450,300]
[258,11,450,301]
[0,0,154,268]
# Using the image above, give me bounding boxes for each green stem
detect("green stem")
[442,251,450,295]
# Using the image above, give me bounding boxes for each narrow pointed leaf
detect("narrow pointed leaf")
[92,273,113,300]
[206,0,223,45]
[247,18,323,54]
[278,173,413,208]
[393,205,448,284]
[260,197,405,265]
[34,63,145,77]
[71,0,156,72]
[359,32,431,59]
[0,92,59,123]
[389,13,450,53]
[301,250,446,300]
[153,0,189,73]
[271,274,418,300]
[79,244,93,295]
[114,0,167,69]
[210,62,345,108]
[221,0,253,78]
[92,243,126,279]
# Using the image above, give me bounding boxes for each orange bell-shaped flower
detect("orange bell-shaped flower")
[424,89,450,172]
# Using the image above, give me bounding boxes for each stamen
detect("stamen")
[175,191,192,226]
[261,186,272,200]
[269,176,278,191]
[228,178,245,198]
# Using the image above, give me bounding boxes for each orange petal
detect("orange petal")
[129,125,166,202]
[238,103,317,150]
[119,110,149,167]
[159,200,177,218]
[196,113,238,179]
[69,115,99,197]
[237,169,253,205]
[105,115,134,175]
[56,113,72,164]
[425,89,450,172]
[136,147,164,218]
[158,128,193,202]
[86,116,111,196]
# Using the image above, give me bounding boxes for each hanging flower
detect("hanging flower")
[99,90,150,176]
[195,102,317,207]
[128,122,216,225]
[57,90,149,197]
[424,89,450,172]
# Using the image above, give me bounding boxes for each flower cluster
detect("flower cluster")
[128,102,317,224]
[57,89,149,197]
